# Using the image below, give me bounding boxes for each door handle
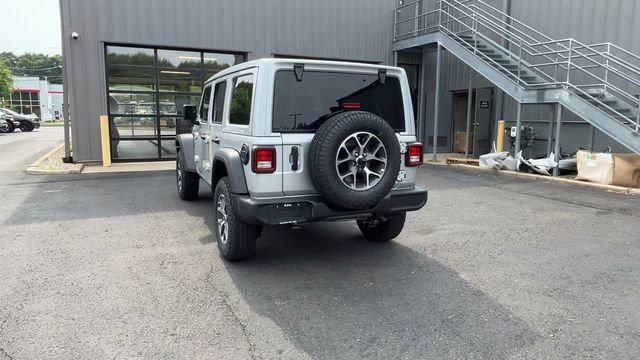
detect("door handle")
[212,137,220,144]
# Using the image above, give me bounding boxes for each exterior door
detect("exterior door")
[194,85,213,178]
[473,88,492,156]
[451,91,475,154]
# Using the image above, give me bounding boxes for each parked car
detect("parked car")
[0,108,41,132]
[175,58,428,261]
[0,112,15,133]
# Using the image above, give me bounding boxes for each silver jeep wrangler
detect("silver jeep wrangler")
[176,59,427,261]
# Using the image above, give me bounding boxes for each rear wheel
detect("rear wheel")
[0,120,15,133]
[214,177,261,261]
[357,212,406,242]
[176,150,199,200]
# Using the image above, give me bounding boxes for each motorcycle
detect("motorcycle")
[0,113,16,133]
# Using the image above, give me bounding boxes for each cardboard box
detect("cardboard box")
[576,150,614,185]
[454,132,474,154]
[612,154,640,188]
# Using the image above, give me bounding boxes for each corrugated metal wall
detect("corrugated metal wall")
[417,0,639,154]
[61,0,397,162]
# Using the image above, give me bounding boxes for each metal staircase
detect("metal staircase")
[393,0,640,154]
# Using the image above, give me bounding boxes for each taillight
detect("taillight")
[252,147,276,173]
[406,143,423,167]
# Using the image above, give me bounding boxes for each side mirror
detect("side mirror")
[183,105,198,125]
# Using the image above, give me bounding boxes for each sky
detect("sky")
[0,0,62,55]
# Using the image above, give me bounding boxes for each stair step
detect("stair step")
[585,99,618,106]
[458,41,488,49]
[611,108,633,114]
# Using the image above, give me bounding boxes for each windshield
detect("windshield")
[0,108,18,116]
[272,70,405,132]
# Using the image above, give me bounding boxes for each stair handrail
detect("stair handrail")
[438,0,561,85]
[469,0,640,91]
[393,0,640,133]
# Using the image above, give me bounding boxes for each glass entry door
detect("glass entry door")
[105,45,245,161]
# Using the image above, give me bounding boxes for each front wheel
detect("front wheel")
[214,177,261,261]
[357,212,406,242]
[19,121,34,132]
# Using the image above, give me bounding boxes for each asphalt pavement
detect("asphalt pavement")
[1,130,639,359]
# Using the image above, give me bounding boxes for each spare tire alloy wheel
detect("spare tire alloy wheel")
[310,111,401,210]
[336,132,387,191]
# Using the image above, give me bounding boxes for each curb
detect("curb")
[30,143,64,167]
[26,143,84,175]
[25,166,84,175]
[430,162,639,195]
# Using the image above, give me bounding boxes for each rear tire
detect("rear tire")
[214,177,260,261]
[357,212,406,242]
[176,150,199,201]
[0,120,15,133]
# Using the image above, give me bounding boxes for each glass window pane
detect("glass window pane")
[229,74,255,125]
[199,87,212,121]
[111,139,159,160]
[107,46,156,91]
[272,70,405,132]
[160,138,177,158]
[111,116,158,138]
[212,81,227,123]
[159,118,177,136]
[203,53,244,80]
[108,93,156,115]
[157,49,203,93]
[157,94,200,116]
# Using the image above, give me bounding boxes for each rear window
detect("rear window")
[272,70,405,132]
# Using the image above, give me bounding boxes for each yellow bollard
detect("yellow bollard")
[496,120,506,152]
[100,115,111,167]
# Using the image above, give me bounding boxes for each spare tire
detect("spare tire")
[309,111,401,210]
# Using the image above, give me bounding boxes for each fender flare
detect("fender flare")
[175,134,197,172]
[213,148,248,194]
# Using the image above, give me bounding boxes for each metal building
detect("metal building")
[394,0,640,163]
[60,0,640,163]
[60,0,397,162]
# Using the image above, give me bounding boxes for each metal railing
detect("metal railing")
[393,0,640,133]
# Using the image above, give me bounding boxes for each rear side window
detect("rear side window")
[272,70,405,132]
[229,74,255,125]
[199,86,212,122]
[212,81,227,123]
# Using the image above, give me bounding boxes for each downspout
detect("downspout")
[60,0,72,163]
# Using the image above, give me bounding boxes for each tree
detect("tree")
[0,52,63,84]
[0,61,13,105]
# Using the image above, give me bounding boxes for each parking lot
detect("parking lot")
[1,130,639,359]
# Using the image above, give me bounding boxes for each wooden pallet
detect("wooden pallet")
[445,158,480,165]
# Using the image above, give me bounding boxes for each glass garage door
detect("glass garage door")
[105,45,245,161]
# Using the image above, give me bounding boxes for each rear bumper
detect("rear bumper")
[231,186,428,226]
